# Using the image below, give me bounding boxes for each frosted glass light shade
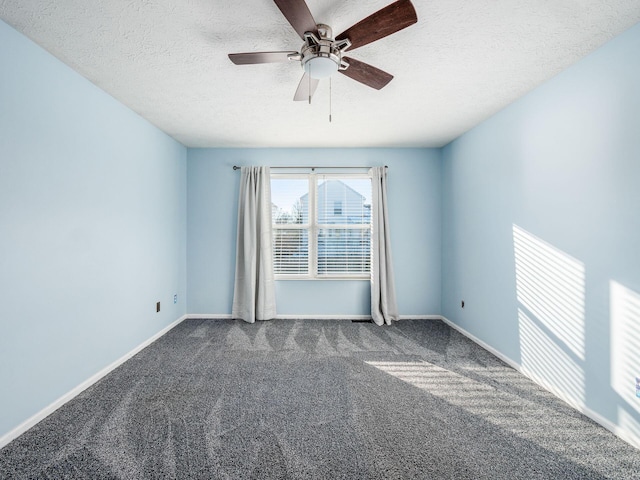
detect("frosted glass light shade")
[304,56,338,79]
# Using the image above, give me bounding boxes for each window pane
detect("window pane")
[273,229,309,275]
[271,178,309,224]
[317,178,371,225]
[317,228,371,275]
[271,174,372,278]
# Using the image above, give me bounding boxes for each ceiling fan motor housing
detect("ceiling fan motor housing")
[301,24,351,79]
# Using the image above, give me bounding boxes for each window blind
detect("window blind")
[271,174,372,278]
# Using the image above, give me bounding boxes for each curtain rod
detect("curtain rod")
[232,165,387,171]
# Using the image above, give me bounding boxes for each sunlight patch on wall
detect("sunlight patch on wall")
[513,225,586,359]
[611,281,640,414]
[518,309,585,405]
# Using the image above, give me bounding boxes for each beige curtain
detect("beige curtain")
[232,166,276,323]
[370,166,398,326]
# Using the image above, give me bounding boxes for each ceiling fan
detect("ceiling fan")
[228,0,418,101]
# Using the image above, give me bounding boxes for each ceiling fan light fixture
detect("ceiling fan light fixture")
[303,55,339,79]
[300,25,346,79]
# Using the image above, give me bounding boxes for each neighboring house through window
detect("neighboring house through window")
[271,173,372,279]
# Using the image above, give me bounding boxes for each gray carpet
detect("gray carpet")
[1,319,639,479]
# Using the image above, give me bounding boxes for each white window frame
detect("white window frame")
[272,172,372,280]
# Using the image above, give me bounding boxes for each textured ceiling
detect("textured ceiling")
[1,1,639,148]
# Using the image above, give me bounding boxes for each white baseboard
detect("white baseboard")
[399,315,443,320]
[0,314,187,450]
[439,316,522,371]
[185,314,441,321]
[440,316,640,451]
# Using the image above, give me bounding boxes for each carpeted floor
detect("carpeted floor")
[1,319,639,479]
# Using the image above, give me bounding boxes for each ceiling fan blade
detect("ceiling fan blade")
[293,72,320,101]
[336,0,417,51]
[228,51,298,65]
[339,57,394,90]
[273,0,317,39]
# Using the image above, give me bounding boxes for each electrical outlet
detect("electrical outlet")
[461,300,465,308]
[174,294,177,304]
[156,302,160,313]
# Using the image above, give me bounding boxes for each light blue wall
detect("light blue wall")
[187,148,441,316]
[0,20,187,438]
[442,23,640,440]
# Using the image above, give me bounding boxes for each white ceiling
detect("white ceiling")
[1,1,639,148]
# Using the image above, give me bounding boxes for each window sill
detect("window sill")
[275,275,370,281]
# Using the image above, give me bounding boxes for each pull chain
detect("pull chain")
[329,76,332,123]
[308,65,312,105]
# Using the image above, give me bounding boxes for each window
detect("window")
[271,173,372,279]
